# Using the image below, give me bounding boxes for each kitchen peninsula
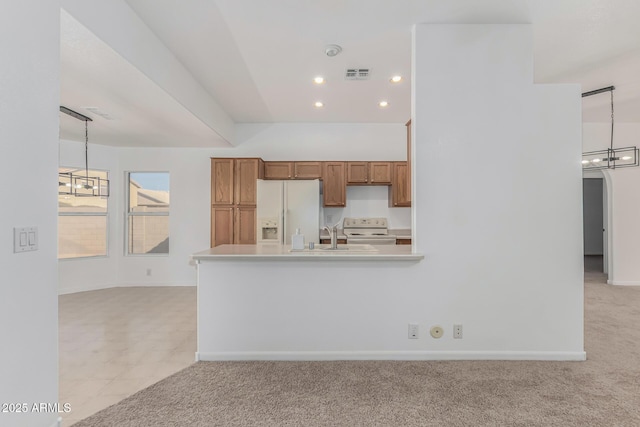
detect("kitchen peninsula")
[192,244,423,361]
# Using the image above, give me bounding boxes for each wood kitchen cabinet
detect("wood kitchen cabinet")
[406,119,412,205]
[235,158,263,205]
[211,158,263,206]
[211,158,264,247]
[264,162,293,179]
[322,162,346,207]
[294,162,322,179]
[389,162,411,207]
[211,206,257,246]
[264,161,323,180]
[234,206,257,245]
[211,158,235,205]
[346,162,392,185]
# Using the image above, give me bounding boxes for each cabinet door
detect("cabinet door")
[294,162,322,179]
[323,162,346,207]
[211,207,234,247]
[235,159,262,205]
[211,158,234,205]
[346,162,368,184]
[235,207,256,244]
[406,119,412,204]
[369,162,392,184]
[264,162,293,179]
[389,162,411,207]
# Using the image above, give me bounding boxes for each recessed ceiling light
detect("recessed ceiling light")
[379,101,389,107]
[314,76,325,84]
[390,75,402,83]
[314,101,324,108]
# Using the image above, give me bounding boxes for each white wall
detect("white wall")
[233,123,406,160]
[584,123,640,284]
[412,24,583,356]
[116,147,211,286]
[0,2,60,426]
[196,24,585,361]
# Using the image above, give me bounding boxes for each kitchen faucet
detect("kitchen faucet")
[323,223,339,249]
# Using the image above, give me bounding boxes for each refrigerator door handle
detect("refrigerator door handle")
[282,209,287,245]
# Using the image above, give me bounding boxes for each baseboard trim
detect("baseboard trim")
[196,350,586,362]
[58,283,118,295]
[119,282,195,288]
[607,280,640,286]
[59,283,196,295]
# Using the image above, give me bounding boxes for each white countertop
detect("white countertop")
[192,244,424,261]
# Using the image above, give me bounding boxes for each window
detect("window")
[127,172,170,255]
[58,167,109,259]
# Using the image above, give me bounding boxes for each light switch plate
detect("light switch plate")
[14,227,38,253]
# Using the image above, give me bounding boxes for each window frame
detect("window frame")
[125,171,170,257]
[58,166,110,261]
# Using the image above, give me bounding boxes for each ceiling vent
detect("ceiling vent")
[345,68,370,80]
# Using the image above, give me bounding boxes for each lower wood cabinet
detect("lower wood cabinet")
[211,206,256,247]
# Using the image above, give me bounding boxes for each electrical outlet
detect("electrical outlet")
[326,214,334,225]
[408,323,419,339]
[146,268,152,276]
[453,324,463,339]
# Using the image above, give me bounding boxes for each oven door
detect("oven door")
[347,237,397,245]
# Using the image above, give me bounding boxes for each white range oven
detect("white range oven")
[342,217,396,245]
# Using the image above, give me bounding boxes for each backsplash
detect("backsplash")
[321,186,411,229]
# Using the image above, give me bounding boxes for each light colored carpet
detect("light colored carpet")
[74,263,640,426]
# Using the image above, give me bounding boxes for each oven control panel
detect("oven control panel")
[343,217,388,229]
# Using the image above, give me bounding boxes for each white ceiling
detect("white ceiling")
[59,0,640,147]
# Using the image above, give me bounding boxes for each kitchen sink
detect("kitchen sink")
[289,244,378,253]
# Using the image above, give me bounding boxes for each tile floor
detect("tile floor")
[58,286,196,426]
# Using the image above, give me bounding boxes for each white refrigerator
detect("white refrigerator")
[256,179,320,245]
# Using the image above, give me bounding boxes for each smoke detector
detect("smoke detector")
[325,44,342,57]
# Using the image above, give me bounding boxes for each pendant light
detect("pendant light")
[59,106,110,197]
[582,86,639,170]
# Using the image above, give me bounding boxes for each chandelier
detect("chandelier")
[58,106,110,197]
[582,86,639,170]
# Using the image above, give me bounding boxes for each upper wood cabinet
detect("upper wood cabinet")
[346,162,392,185]
[389,162,410,207]
[265,161,323,180]
[211,158,235,205]
[211,158,263,206]
[294,162,322,179]
[264,162,293,179]
[322,162,346,207]
[235,158,264,205]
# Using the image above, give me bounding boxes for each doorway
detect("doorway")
[583,177,605,273]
